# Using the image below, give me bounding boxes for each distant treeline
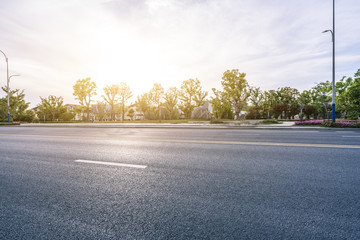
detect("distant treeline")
[1,68,359,122]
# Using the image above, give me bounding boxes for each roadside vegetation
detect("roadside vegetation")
[258,119,281,125]
[295,119,360,128]
[1,68,359,127]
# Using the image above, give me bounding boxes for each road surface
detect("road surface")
[1,127,360,239]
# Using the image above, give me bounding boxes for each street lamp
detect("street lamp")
[6,74,21,122]
[322,0,336,123]
[0,49,10,122]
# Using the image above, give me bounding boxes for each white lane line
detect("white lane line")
[342,136,360,138]
[75,160,147,169]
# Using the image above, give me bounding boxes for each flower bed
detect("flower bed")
[295,119,360,128]
[322,121,360,128]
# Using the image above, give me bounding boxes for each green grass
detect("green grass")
[210,119,224,124]
[34,119,191,124]
[0,122,21,125]
[258,119,281,124]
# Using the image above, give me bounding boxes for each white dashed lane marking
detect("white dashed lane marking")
[75,160,147,169]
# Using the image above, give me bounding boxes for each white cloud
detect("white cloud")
[0,0,359,107]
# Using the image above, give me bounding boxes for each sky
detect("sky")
[0,0,359,107]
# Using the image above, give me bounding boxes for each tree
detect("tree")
[73,77,97,121]
[0,87,33,122]
[249,87,263,107]
[118,82,132,121]
[149,83,164,121]
[273,87,300,119]
[273,104,288,119]
[164,87,179,119]
[345,75,360,119]
[179,78,206,118]
[93,101,108,121]
[211,88,233,119]
[194,89,208,107]
[247,86,263,119]
[73,105,87,121]
[261,90,277,119]
[299,90,313,106]
[313,81,332,119]
[102,84,120,121]
[135,93,151,120]
[127,108,135,120]
[221,69,250,120]
[37,95,69,121]
[303,105,316,119]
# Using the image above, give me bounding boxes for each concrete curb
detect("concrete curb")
[13,122,327,130]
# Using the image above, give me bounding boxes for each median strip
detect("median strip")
[75,160,147,169]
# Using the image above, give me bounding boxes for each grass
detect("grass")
[0,122,21,125]
[210,119,224,124]
[33,119,191,124]
[258,119,281,125]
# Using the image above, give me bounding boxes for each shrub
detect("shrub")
[259,119,280,124]
[295,120,323,125]
[321,121,360,128]
[210,119,224,124]
[295,119,360,128]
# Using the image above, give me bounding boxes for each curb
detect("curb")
[12,123,327,130]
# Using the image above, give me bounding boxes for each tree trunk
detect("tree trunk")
[87,108,90,121]
[234,102,241,120]
[159,105,161,122]
[122,102,125,121]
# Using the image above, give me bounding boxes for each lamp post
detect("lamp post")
[0,49,11,122]
[322,0,336,123]
[7,74,21,120]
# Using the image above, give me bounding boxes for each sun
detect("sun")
[90,28,176,100]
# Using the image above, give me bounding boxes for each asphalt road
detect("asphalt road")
[1,127,360,239]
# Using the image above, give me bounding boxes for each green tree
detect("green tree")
[248,86,263,119]
[135,93,151,120]
[313,81,332,119]
[93,101,108,121]
[261,90,277,119]
[102,84,120,121]
[164,87,179,120]
[194,89,208,107]
[221,69,250,120]
[299,90,313,106]
[73,77,97,121]
[127,108,135,120]
[73,105,87,121]
[303,105,316,119]
[149,83,164,121]
[211,88,234,119]
[273,87,300,119]
[249,87,263,107]
[37,95,69,121]
[118,82,132,121]
[0,87,33,122]
[179,78,206,118]
[345,74,360,119]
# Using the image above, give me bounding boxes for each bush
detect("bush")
[259,119,280,124]
[295,119,360,128]
[322,121,360,128]
[295,120,323,125]
[210,119,224,124]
